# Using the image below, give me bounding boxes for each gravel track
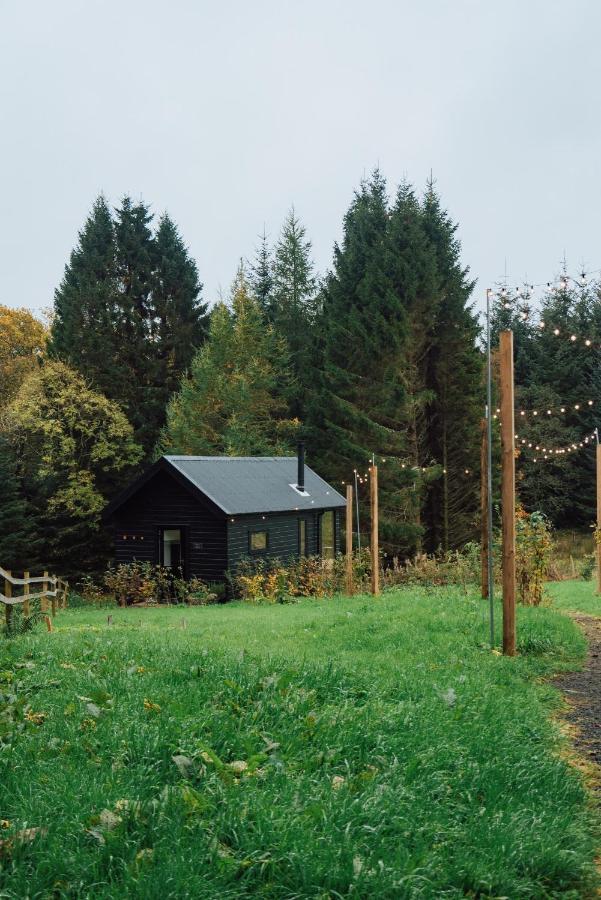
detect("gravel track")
[555,614,601,770]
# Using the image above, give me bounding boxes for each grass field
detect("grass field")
[1,584,599,898]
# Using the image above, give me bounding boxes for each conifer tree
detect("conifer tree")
[160,264,298,457]
[49,196,119,396]
[248,227,273,312]
[268,208,318,417]
[0,437,40,572]
[51,196,208,459]
[513,278,601,527]
[112,197,158,452]
[387,183,440,548]
[420,184,482,550]
[153,213,208,410]
[307,171,418,553]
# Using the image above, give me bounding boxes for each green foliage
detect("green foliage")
[231,550,372,601]
[2,361,142,575]
[515,508,555,605]
[268,208,318,418]
[420,183,481,550]
[308,171,481,557]
[0,437,41,571]
[307,171,416,554]
[248,227,273,311]
[0,589,596,896]
[2,606,44,638]
[50,196,207,457]
[103,562,217,606]
[160,264,298,456]
[490,276,601,529]
[382,543,482,590]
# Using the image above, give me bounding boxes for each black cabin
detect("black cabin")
[104,447,346,583]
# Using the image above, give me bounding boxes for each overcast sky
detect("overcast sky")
[2,0,600,318]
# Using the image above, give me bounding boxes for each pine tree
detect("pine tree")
[268,208,318,418]
[49,196,119,397]
[248,227,273,312]
[387,183,440,548]
[514,277,601,527]
[153,214,208,413]
[420,184,482,550]
[112,196,157,453]
[51,196,208,460]
[160,263,298,456]
[0,437,40,572]
[307,171,418,554]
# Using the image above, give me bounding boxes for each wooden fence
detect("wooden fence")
[0,566,68,629]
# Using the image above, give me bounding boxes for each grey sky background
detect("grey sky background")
[2,0,600,318]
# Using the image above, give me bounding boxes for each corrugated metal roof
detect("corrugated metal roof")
[164,456,346,516]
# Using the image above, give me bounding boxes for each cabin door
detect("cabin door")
[159,527,186,576]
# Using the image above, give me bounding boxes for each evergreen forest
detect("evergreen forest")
[1,173,598,578]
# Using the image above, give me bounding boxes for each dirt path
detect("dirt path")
[555,614,601,771]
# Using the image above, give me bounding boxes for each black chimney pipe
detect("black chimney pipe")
[297,441,305,491]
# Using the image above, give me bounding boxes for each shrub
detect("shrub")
[580,553,596,582]
[380,543,481,592]
[102,563,219,606]
[74,575,107,604]
[104,562,158,606]
[515,508,554,606]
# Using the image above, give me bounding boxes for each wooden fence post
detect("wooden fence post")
[500,331,516,656]
[370,465,380,596]
[480,417,489,599]
[23,571,30,617]
[4,571,12,631]
[51,580,57,618]
[41,571,48,613]
[597,443,601,594]
[346,484,354,595]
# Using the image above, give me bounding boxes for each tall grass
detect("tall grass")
[0,586,597,897]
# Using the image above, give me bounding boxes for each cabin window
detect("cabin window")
[249,530,268,552]
[320,511,335,560]
[161,528,183,569]
[298,519,307,556]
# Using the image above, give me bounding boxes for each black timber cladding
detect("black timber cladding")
[227,511,330,572]
[106,455,345,582]
[111,469,227,582]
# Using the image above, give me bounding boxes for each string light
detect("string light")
[493,397,597,421]
[517,431,597,460]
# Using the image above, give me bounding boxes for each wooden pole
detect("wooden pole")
[480,417,489,599]
[346,484,354,595]
[370,465,379,596]
[41,571,48,613]
[500,331,516,656]
[4,571,12,631]
[23,571,30,617]
[597,443,601,594]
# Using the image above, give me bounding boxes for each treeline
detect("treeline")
[491,279,601,529]
[0,171,484,578]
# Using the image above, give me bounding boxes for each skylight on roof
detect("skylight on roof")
[289,483,310,497]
